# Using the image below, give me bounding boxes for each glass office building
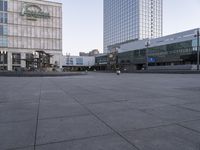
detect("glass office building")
[118,28,198,71]
[104,0,163,53]
[96,28,199,71]
[0,0,62,71]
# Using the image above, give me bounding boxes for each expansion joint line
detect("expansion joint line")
[34,78,43,150]
[52,81,141,150]
[74,97,141,150]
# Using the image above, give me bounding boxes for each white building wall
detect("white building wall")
[63,56,95,67]
[119,28,198,53]
[0,0,62,70]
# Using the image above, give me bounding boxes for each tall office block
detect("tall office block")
[104,0,163,53]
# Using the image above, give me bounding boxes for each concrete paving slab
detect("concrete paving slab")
[180,95,200,104]
[0,92,39,103]
[123,125,200,150]
[97,109,168,132]
[40,90,67,100]
[0,103,37,123]
[180,103,200,112]
[0,121,35,150]
[66,89,94,96]
[142,105,200,123]
[74,94,122,104]
[1,73,200,150]
[12,147,34,150]
[85,101,131,114]
[36,134,137,150]
[179,120,200,133]
[36,115,113,145]
[107,91,168,101]
[157,97,190,105]
[40,96,77,105]
[39,102,90,119]
[125,99,169,110]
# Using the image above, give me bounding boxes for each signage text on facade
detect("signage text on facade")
[20,3,50,20]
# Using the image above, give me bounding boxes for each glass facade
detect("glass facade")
[104,0,163,53]
[0,0,62,71]
[0,52,7,64]
[12,53,21,65]
[76,58,83,65]
[0,0,7,47]
[118,40,196,66]
[0,0,7,11]
[0,12,7,23]
[6,0,62,51]
[95,55,108,65]
[0,25,7,35]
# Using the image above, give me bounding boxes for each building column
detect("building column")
[21,53,26,68]
[59,54,62,69]
[7,51,12,71]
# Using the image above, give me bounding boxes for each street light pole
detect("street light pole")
[145,40,150,70]
[197,30,200,71]
[0,50,7,71]
[0,51,2,70]
[3,51,5,70]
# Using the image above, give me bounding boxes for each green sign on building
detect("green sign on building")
[20,3,50,21]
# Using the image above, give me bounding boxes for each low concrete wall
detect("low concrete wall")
[149,65,197,70]
[0,71,87,77]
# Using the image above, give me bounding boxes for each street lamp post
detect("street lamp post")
[195,30,200,71]
[0,50,7,71]
[33,51,39,70]
[145,40,150,70]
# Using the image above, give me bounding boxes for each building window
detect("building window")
[0,36,8,47]
[12,53,21,65]
[26,53,34,60]
[0,25,3,35]
[69,58,73,65]
[0,52,7,64]
[4,12,7,23]
[0,12,3,23]
[0,25,7,35]
[76,58,83,65]
[0,12,7,23]
[3,25,7,35]
[0,0,7,11]
[0,0,3,11]
[3,1,7,11]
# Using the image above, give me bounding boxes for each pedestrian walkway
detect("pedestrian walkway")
[0,73,200,150]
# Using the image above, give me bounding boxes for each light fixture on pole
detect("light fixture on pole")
[33,51,38,69]
[0,51,3,70]
[0,50,7,71]
[194,29,200,71]
[145,39,150,70]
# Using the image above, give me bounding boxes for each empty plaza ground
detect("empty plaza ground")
[0,73,200,150]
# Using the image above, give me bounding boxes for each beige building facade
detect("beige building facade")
[0,0,62,71]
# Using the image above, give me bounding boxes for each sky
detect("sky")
[52,0,200,55]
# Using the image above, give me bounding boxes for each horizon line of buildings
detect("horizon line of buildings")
[63,28,200,71]
[1,0,199,72]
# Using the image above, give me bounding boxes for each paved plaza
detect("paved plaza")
[0,73,200,150]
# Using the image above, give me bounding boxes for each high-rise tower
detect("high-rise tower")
[104,0,163,53]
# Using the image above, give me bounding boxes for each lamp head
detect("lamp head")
[195,29,200,36]
[145,40,151,47]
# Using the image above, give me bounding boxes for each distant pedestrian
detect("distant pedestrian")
[116,70,121,75]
